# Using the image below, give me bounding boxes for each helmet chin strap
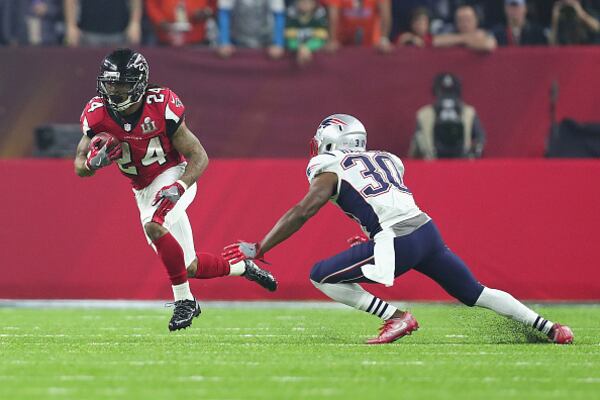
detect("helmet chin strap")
[113,97,134,112]
[112,96,142,113]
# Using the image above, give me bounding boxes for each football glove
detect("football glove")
[85,135,122,171]
[151,181,187,225]
[222,241,263,264]
[347,234,369,247]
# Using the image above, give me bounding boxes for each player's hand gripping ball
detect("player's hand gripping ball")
[85,132,122,171]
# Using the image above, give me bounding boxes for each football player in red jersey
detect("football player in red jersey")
[74,48,277,331]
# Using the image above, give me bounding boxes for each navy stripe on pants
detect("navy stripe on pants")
[309,221,484,306]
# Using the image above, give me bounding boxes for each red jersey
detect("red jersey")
[326,0,383,46]
[145,0,216,45]
[80,87,186,190]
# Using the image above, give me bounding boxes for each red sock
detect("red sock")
[153,233,188,285]
[194,253,231,279]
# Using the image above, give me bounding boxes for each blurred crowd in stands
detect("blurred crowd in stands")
[1,0,598,61]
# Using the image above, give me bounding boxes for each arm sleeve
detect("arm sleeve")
[165,90,186,139]
[81,115,96,138]
[306,153,341,183]
[80,102,98,138]
[272,11,285,47]
[218,7,232,45]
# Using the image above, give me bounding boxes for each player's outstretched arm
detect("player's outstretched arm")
[222,172,338,263]
[258,172,338,256]
[171,121,209,188]
[74,135,94,177]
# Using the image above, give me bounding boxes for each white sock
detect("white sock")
[311,280,397,320]
[229,261,246,276]
[475,287,553,335]
[172,281,194,301]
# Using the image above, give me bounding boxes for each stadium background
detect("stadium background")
[1,47,599,301]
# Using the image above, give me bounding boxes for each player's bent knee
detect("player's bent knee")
[309,262,326,283]
[457,284,485,307]
[187,259,198,277]
[144,222,168,242]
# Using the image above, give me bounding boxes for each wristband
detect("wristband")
[176,180,188,191]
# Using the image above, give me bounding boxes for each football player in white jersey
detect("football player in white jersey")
[223,114,573,345]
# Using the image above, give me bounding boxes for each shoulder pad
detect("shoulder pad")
[80,97,107,137]
[306,152,342,182]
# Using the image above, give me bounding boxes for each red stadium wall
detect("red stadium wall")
[1,159,599,301]
[1,47,600,158]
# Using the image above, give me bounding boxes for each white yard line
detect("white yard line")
[0,299,597,309]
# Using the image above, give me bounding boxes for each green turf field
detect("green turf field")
[0,304,598,400]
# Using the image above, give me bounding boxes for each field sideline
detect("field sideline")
[0,302,598,400]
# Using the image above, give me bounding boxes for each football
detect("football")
[90,132,120,152]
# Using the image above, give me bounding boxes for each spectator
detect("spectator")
[285,0,328,65]
[324,0,393,53]
[433,5,497,52]
[550,0,600,45]
[428,0,484,34]
[409,73,485,159]
[26,0,63,45]
[63,0,142,47]
[397,7,432,47]
[493,0,547,46]
[0,0,28,45]
[216,0,286,59]
[146,0,216,46]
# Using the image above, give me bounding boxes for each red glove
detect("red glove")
[151,181,186,225]
[222,241,263,264]
[347,234,369,247]
[85,135,122,170]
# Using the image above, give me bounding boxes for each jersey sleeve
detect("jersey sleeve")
[306,152,343,183]
[164,89,186,138]
[387,152,406,180]
[269,0,285,13]
[79,97,105,138]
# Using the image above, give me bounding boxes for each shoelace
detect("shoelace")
[165,300,195,319]
[246,265,269,279]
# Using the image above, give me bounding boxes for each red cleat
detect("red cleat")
[366,312,419,344]
[549,323,574,344]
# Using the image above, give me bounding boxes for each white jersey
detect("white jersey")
[306,149,424,238]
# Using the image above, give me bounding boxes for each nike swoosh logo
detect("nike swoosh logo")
[386,321,409,336]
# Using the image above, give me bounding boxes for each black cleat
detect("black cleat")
[243,260,277,292]
[168,299,201,331]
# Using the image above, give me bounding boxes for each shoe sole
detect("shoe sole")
[245,265,278,291]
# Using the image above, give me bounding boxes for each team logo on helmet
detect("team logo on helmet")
[319,117,347,129]
[129,53,148,73]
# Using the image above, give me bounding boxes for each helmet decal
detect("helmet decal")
[319,117,348,129]
[312,114,367,156]
[129,54,148,73]
[97,48,149,113]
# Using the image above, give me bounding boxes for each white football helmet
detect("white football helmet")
[310,114,367,157]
